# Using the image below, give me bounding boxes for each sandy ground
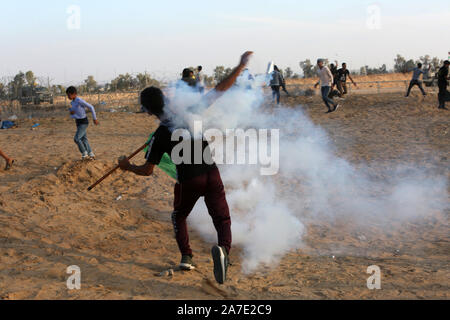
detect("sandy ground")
[0,91,448,300]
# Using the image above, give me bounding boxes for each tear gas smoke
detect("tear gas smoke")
[164,74,448,274]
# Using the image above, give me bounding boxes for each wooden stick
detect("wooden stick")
[87,142,150,191]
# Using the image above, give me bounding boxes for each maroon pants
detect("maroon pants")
[172,167,231,257]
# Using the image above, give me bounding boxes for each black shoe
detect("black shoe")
[4,160,15,171]
[438,106,448,110]
[211,246,228,284]
[326,109,333,113]
[179,255,196,270]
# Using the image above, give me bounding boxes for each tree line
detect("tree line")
[0,71,161,100]
[205,54,446,82]
[1,53,446,100]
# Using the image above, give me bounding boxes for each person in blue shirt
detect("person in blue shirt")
[405,63,430,97]
[66,86,99,160]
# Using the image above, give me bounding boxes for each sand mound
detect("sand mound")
[56,160,116,186]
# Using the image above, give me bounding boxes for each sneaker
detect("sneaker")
[438,106,448,110]
[81,152,89,160]
[179,255,196,271]
[88,152,96,159]
[325,109,333,114]
[211,246,229,285]
[333,104,341,112]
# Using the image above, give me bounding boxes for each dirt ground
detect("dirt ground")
[0,91,448,300]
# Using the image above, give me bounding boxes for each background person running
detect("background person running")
[405,63,430,97]
[314,59,340,113]
[270,65,285,105]
[437,60,450,110]
[118,51,254,285]
[276,66,290,96]
[336,63,357,96]
[330,63,339,90]
[328,63,342,99]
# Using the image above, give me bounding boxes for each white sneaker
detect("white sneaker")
[81,153,89,160]
[88,152,96,159]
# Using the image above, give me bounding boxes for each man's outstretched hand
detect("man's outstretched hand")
[212,51,254,94]
[118,156,131,171]
[240,51,254,67]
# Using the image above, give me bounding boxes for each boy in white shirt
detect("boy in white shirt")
[66,86,99,160]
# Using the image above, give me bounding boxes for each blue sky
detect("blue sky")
[1,0,449,84]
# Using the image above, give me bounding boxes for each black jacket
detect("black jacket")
[438,66,449,87]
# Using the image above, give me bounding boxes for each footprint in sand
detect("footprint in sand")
[200,279,231,298]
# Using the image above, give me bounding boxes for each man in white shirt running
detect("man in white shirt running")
[314,59,340,113]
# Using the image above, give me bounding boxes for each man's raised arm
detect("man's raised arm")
[203,51,253,106]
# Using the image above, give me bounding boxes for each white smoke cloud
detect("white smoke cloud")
[165,75,449,274]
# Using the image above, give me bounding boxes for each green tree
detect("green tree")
[213,66,232,83]
[84,75,97,92]
[136,72,160,89]
[51,84,65,94]
[430,57,444,73]
[405,59,416,72]
[284,67,294,79]
[394,54,406,73]
[110,73,133,91]
[418,55,431,68]
[300,59,328,78]
[300,59,314,78]
[363,64,388,75]
[394,54,415,73]
[203,74,215,87]
[0,82,6,99]
[25,71,36,87]
[8,72,26,98]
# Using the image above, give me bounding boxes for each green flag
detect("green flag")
[145,133,177,180]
